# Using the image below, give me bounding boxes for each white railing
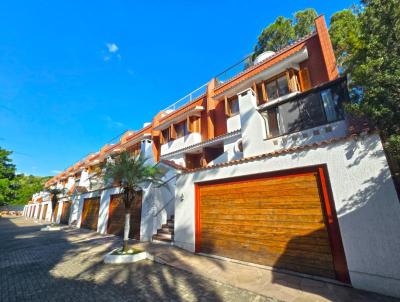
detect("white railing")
[162,83,208,114]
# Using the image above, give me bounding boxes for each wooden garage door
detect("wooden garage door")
[196,167,349,283]
[60,202,71,224]
[41,204,48,220]
[107,192,142,240]
[53,203,59,222]
[37,205,42,219]
[81,197,100,231]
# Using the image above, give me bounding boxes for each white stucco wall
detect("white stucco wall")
[164,153,186,167]
[69,194,81,225]
[227,114,241,133]
[55,201,62,223]
[140,168,176,241]
[161,132,202,156]
[174,133,400,298]
[208,135,243,166]
[44,201,52,221]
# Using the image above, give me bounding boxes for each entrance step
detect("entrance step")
[152,215,174,243]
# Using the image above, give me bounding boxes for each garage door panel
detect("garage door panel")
[201,187,321,199]
[201,219,326,231]
[202,232,331,254]
[200,239,336,278]
[200,194,323,206]
[81,197,100,231]
[198,171,341,280]
[107,194,125,236]
[200,227,328,240]
[201,208,325,216]
[107,192,142,239]
[41,204,48,220]
[200,175,318,192]
[60,203,71,224]
[201,229,331,248]
[202,212,325,223]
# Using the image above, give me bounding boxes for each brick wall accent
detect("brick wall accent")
[315,15,339,81]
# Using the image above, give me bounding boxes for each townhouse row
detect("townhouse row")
[23,16,400,298]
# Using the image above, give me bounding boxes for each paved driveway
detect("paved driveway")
[0,217,274,302]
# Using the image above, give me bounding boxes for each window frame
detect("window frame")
[225,95,240,117]
[261,78,347,139]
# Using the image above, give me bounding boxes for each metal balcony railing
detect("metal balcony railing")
[215,54,253,88]
[162,83,208,114]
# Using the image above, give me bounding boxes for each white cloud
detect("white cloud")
[51,170,62,174]
[106,43,119,53]
[105,116,124,128]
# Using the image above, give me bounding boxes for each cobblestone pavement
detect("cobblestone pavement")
[0,217,276,302]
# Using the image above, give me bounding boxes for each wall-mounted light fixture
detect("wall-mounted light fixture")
[180,193,184,202]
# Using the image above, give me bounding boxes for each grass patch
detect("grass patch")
[111,248,144,256]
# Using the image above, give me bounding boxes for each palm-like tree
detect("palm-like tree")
[103,151,165,252]
[48,188,65,225]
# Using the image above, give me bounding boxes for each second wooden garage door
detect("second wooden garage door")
[197,168,349,282]
[37,205,42,219]
[107,192,142,240]
[41,204,48,220]
[60,202,71,224]
[81,197,100,231]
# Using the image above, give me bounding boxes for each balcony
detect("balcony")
[238,77,349,159]
[259,77,348,140]
[161,132,202,156]
[160,83,207,119]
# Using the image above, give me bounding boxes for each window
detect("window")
[175,121,188,138]
[266,107,280,138]
[266,74,290,101]
[161,128,170,144]
[321,89,343,122]
[225,95,240,116]
[262,79,346,138]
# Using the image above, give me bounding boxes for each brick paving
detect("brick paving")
[0,217,276,302]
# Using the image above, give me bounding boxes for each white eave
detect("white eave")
[153,105,204,131]
[161,130,241,158]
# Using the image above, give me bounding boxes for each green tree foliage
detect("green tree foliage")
[329,8,362,70]
[0,146,50,205]
[253,8,317,58]
[294,8,318,38]
[0,147,17,206]
[254,16,295,56]
[13,175,51,205]
[344,0,400,159]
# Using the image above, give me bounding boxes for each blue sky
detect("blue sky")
[0,0,358,176]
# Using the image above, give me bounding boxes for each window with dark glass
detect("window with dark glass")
[266,108,280,138]
[266,74,290,101]
[225,95,239,116]
[175,121,188,138]
[161,128,170,144]
[261,80,346,138]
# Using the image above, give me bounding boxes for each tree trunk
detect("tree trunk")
[123,188,135,252]
[123,210,130,252]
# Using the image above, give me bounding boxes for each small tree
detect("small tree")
[252,8,318,59]
[48,188,64,224]
[103,152,165,252]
